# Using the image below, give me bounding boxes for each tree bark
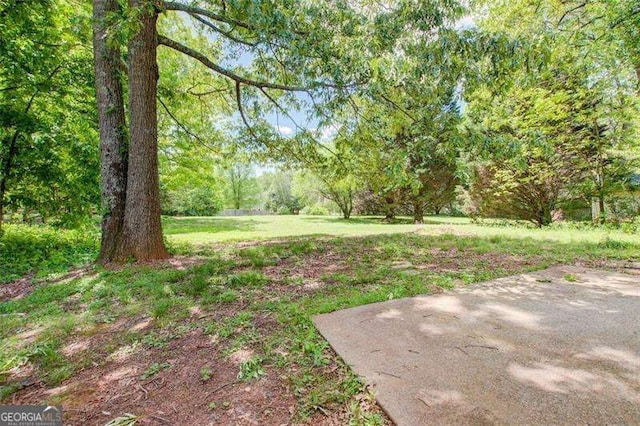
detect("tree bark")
[92,0,129,261]
[536,203,553,227]
[413,199,424,224]
[341,195,352,219]
[598,193,605,224]
[340,197,351,219]
[383,195,395,221]
[234,183,241,209]
[345,189,353,219]
[116,0,168,261]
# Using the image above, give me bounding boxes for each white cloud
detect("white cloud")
[319,124,338,142]
[276,125,293,135]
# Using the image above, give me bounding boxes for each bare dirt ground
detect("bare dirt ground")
[14,331,294,425]
[1,274,36,302]
[9,316,351,426]
[4,245,384,425]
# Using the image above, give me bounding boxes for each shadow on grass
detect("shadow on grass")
[4,231,638,324]
[162,217,262,235]
[300,215,470,226]
[299,216,415,225]
[1,230,639,412]
[421,216,473,225]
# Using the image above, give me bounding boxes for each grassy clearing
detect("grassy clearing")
[163,215,423,243]
[2,215,636,284]
[164,215,640,246]
[1,216,639,422]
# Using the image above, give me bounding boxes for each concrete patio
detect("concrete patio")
[313,266,640,425]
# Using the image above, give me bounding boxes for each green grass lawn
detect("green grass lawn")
[1,215,639,424]
[163,215,423,243]
[164,214,639,246]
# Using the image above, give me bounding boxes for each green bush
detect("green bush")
[300,204,330,216]
[276,205,292,215]
[620,216,640,234]
[161,186,224,216]
[0,224,99,283]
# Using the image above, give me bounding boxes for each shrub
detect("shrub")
[620,216,640,234]
[161,186,224,216]
[276,205,292,215]
[300,204,330,216]
[0,224,98,283]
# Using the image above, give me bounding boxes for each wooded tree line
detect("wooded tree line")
[280,0,640,226]
[1,0,639,262]
[0,0,98,228]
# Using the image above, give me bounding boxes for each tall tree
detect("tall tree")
[467,0,640,224]
[92,0,128,260]
[224,163,260,210]
[115,0,168,260]
[312,149,358,220]
[95,0,495,260]
[94,0,370,261]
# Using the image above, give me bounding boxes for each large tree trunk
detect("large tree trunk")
[116,0,168,261]
[536,203,553,228]
[92,0,128,262]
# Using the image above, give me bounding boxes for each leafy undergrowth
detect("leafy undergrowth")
[0,224,99,284]
[1,232,639,424]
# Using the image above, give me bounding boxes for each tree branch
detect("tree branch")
[234,82,304,163]
[190,13,258,47]
[609,6,640,29]
[378,93,417,122]
[158,35,308,92]
[234,82,259,141]
[258,87,342,161]
[162,1,252,30]
[186,86,230,97]
[157,95,219,152]
[557,2,586,26]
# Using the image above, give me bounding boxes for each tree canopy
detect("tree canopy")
[1,0,639,255]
